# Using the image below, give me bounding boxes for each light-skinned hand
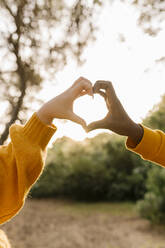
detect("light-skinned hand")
[37,77,93,128]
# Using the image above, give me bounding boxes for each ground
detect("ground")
[2,199,165,248]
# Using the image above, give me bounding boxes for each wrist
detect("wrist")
[36,108,53,126]
[127,122,144,147]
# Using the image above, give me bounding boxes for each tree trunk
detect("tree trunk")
[0,85,26,145]
[0,2,27,145]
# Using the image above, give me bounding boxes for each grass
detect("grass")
[3,199,165,248]
[54,199,137,217]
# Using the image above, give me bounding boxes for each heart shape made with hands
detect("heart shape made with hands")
[72,80,140,139]
[73,80,123,133]
[74,93,108,128]
[69,80,121,133]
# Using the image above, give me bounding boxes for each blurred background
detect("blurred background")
[1,0,165,247]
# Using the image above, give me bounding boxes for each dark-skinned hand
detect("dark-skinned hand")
[86,80,143,147]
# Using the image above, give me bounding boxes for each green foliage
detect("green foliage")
[31,138,71,197]
[30,133,150,201]
[137,166,165,224]
[143,95,165,132]
[135,93,165,224]
[30,162,68,197]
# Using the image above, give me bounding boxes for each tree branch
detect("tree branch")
[1,0,15,18]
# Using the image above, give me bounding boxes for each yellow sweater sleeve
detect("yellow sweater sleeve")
[0,112,57,225]
[126,125,165,167]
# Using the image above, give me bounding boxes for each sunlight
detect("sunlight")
[39,1,165,144]
[50,94,108,144]
[74,94,107,125]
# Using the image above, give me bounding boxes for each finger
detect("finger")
[82,81,94,97]
[93,80,111,93]
[79,77,93,97]
[97,90,107,100]
[86,119,107,132]
[69,112,87,128]
[77,90,87,98]
[97,90,110,109]
[72,77,93,98]
[93,80,117,101]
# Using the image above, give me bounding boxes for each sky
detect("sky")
[37,1,165,146]
[1,1,164,146]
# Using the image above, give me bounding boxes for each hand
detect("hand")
[37,77,93,127]
[86,80,143,146]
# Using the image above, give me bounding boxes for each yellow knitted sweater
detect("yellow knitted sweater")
[126,125,165,167]
[0,112,165,225]
[0,113,57,225]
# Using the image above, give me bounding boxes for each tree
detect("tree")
[137,165,165,224]
[128,1,165,75]
[0,0,101,144]
[130,0,165,36]
[143,94,165,132]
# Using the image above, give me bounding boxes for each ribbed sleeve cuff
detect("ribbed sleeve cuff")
[126,124,162,160]
[22,112,57,149]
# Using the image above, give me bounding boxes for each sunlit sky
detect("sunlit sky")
[2,1,165,146]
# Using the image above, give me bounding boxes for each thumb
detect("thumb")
[69,112,87,128]
[86,119,107,132]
